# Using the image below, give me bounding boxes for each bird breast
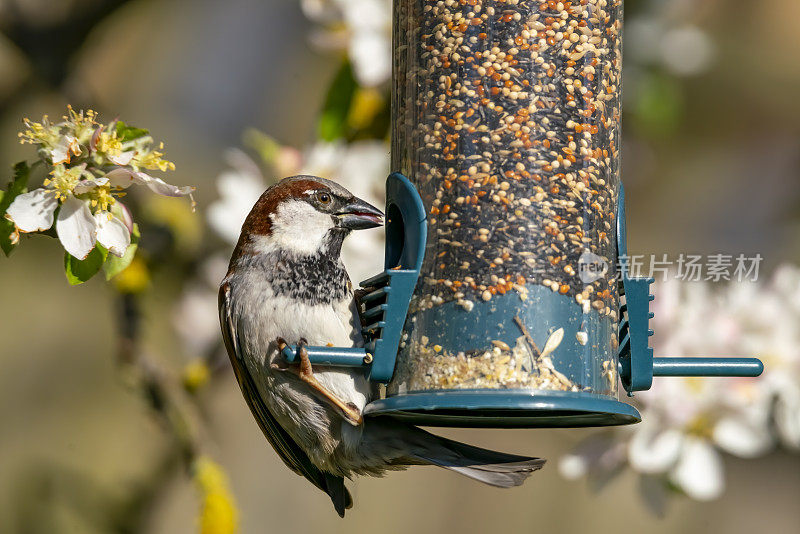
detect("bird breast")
[227,268,370,411]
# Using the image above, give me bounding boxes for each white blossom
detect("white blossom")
[56,195,97,259]
[301,0,392,87]
[626,1,717,78]
[94,211,131,257]
[174,255,230,357]
[560,267,800,505]
[669,436,724,501]
[206,149,267,244]
[4,108,194,260]
[5,188,58,233]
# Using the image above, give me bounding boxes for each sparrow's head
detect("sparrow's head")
[233,175,383,259]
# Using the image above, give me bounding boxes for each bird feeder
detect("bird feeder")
[283,0,763,427]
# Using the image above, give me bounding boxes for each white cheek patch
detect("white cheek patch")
[258,199,334,255]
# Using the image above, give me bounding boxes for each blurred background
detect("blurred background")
[1,0,799,533]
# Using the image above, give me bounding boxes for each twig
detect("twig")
[513,315,540,371]
[115,292,202,466]
[513,315,541,356]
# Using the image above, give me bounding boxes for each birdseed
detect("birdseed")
[392,333,585,392]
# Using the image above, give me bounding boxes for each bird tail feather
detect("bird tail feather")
[324,472,353,518]
[409,430,545,488]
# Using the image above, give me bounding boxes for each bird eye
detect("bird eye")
[316,192,332,204]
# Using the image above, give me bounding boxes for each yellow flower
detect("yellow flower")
[684,414,715,440]
[95,130,123,155]
[64,105,98,143]
[347,87,385,130]
[87,185,117,212]
[183,360,211,393]
[133,144,176,173]
[18,115,61,147]
[193,457,239,534]
[144,195,202,253]
[45,164,85,201]
[19,107,97,152]
[112,256,150,294]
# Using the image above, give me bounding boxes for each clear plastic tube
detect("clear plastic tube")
[390,0,623,397]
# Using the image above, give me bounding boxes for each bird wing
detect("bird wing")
[218,282,352,516]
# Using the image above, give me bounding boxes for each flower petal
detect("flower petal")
[109,150,135,166]
[106,169,194,198]
[73,176,109,194]
[106,168,141,189]
[137,172,195,197]
[5,188,58,232]
[773,379,800,450]
[208,168,265,243]
[49,135,81,164]
[114,201,134,234]
[67,135,81,157]
[56,196,96,259]
[670,437,724,501]
[90,125,104,152]
[50,140,69,165]
[713,414,772,458]
[628,422,683,474]
[348,30,391,86]
[556,434,626,485]
[50,145,69,165]
[95,213,130,257]
[558,453,588,480]
[174,285,221,355]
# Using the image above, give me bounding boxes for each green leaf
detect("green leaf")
[243,129,281,167]
[115,121,149,142]
[64,245,108,285]
[317,60,358,142]
[103,243,138,280]
[103,224,140,280]
[632,71,684,139]
[0,161,31,257]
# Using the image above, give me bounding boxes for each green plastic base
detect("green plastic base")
[364,389,641,428]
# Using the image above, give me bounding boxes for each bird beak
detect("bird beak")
[335,197,384,230]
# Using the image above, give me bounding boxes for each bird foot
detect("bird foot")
[272,337,363,427]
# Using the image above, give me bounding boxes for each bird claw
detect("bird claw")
[270,361,290,371]
[271,337,363,426]
[272,337,293,370]
[340,405,363,427]
[276,336,290,355]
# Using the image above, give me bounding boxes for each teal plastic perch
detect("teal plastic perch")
[281,346,370,367]
[652,357,763,377]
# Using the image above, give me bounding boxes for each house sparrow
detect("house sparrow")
[219,175,544,517]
